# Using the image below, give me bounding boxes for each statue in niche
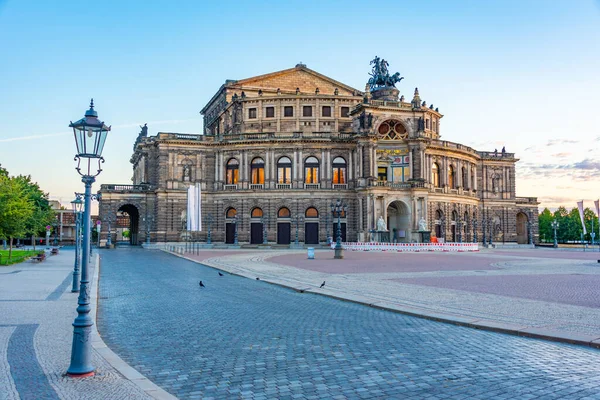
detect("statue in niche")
[180,210,187,231]
[418,218,427,231]
[359,112,366,129]
[418,117,425,131]
[182,165,191,181]
[367,113,373,128]
[377,216,388,231]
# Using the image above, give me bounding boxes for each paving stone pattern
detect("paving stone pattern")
[98,249,600,399]
[396,274,600,308]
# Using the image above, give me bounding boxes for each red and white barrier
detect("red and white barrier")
[330,242,479,252]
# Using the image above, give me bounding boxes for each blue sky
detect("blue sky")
[0,0,599,212]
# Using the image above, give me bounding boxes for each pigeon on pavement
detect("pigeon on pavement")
[320,281,326,288]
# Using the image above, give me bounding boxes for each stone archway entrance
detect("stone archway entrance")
[516,212,528,244]
[117,204,140,245]
[386,200,411,243]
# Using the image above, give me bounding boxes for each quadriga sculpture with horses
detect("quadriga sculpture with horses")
[368,56,404,90]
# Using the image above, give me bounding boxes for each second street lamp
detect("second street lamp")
[551,219,559,248]
[70,196,83,292]
[331,199,347,259]
[67,99,111,377]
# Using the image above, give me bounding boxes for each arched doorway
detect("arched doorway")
[250,207,263,244]
[225,208,237,244]
[117,204,140,245]
[434,210,443,240]
[277,207,291,244]
[451,210,458,242]
[516,212,528,244]
[387,200,411,243]
[304,207,319,244]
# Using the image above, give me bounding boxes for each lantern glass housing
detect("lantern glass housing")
[71,198,83,213]
[70,99,111,158]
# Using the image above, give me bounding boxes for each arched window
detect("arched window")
[436,210,443,220]
[305,207,318,218]
[332,157,346,184]
[432,162,440,187]
[304,156,319,184]
[452,210,458,222]
[277,157,292,184]
[448,165,455,189]
[226,158,239,184]
[226,207,237,218]
[251,207,263,218]
[278,207,290,218]
[251,157,265,184]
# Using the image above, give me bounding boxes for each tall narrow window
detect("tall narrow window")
[432,162,440,187]
[304,156,319,184]
[277,157,292,184]
[378,167,388,181]
[340,107,349,118]
[251,157,265,184]
[248,108,257,119]
[322,106,331,117]
[303,106,312,117]
[448,165,455,189]
[284,106,293,117]
[265,107,275,118]
[332,157,347,184]
[462,167,468,189]
[226,158,239,184]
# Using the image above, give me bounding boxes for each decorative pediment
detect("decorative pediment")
[230,65,360,96]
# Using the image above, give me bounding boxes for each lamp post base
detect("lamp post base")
[334,247,344,259]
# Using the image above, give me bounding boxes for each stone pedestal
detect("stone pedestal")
[419,231,431,243]
[371,87,400,102]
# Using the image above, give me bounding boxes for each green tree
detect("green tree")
[538,208,553,243]
[0,174,34,259]
[14,175,55,250]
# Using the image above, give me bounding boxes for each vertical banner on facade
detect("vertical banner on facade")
[595,200,600,218]
[577,200,587,235]
[187,184,202,231]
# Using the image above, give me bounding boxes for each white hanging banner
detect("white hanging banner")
[595,200,599,218]
[187,183,202,231]
[577,200,587,235]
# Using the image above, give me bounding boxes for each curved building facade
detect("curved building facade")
[99,61,539,246]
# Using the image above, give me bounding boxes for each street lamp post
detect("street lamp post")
[473,218,478,243]
[292,214,304,246]
[551,219,559,248]
[260,216,268,245]
[96,221,101,248]
[70,197,83,293]
[488,218,494,246]
[106,221,112,247]
[325,212,331,245]
[205,213,214,244]
[67,99,111,377]
[331,199,347,259]
[53,221,59,246]
[482,217,486,246]
[145,215,153,245]
[232,215,238,245]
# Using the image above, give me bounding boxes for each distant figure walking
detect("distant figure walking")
[320,281,326,288]
[199,280,205,288]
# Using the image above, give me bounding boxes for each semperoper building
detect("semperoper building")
[98,58,539,246]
